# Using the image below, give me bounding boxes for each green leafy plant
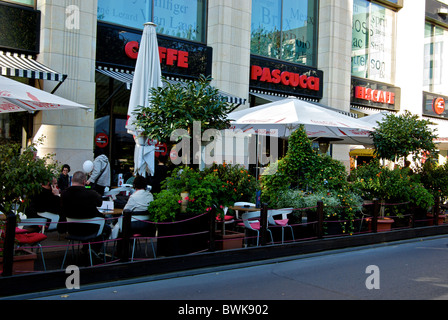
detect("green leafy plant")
[134,75,237,143]
[270,189,305,209]
[202,163,258,205]
[417,160,448,202]
[0,137,59,256]
[0,137,58,215]
[371,110,437,165]
[147,189,181,222]
[261,125,349,203]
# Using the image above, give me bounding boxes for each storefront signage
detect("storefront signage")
[354,86,395,105]
[96,23,212,80]
[124,41,189,69]
[351,77,400,110]
[423,92,448,119]
[251,66,320,91]
[433,97,445,115]
[249,55,323,100]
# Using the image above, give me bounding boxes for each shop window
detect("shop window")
[351,0,396,83]
[0,0,34,7]
[423,22,448,94]
[97,0,206,43]
[251,0,318,67]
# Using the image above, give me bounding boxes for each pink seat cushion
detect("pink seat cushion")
[275,219,289,227]
[216,215,234,222]
[15,232,47,244]
[15,228,29,234]
[249,221,260,230]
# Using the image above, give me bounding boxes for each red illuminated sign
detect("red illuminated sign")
[354,86,395,105]
[433,97,445,115]
[250,65,320,91]
[125,41,188,68]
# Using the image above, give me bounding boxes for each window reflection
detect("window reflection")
[251,0,317,67]
[351,0,395,83]
[97,0,206,43]
[423,22,448,94]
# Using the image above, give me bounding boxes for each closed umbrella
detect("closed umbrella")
[228,96,374,145]
[126,22,163,177]
[0,75,90,113]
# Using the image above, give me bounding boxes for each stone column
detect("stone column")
[34,0,97,172]
[318,0,354,170]
[207,0,252,110]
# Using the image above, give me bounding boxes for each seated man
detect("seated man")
[24,178,61,232]
[25,178,61,218]
[61,171,111,247]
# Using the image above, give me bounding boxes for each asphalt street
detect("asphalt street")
[14,235,448,301]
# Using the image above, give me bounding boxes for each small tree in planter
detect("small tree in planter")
[133,75,238,166]
[371,110,437,166]
[0,137,58,257]
[367,111,438,225]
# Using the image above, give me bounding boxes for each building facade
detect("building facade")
[0,0,447,179]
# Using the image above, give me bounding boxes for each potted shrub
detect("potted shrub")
[202,163,258,249]
[0,137,58,274]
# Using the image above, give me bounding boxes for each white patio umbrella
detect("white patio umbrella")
[126,22,163,177]
[228,97,374,145]
[0,75,90,113]
[357,111,392,128]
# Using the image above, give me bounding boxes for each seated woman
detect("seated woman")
[124,175,153,212]
[121,175,154,235]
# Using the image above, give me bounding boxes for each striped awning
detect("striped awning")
[96,66,246,105]
[96,66,133,89]
[0,51,67,82]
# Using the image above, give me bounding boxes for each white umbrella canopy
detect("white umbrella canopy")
[357,111,392,128]
[228,97,374,145]
[0,75,90,113]
[126,22,163,177]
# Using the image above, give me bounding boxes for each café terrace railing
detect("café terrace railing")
[1,197,445,276]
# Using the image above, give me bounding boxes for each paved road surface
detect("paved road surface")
[14,235,448,301]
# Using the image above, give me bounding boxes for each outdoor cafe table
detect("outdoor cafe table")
[228,206,260,212]
[98,208,123,216]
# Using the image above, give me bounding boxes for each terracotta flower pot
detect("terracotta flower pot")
[366,217,394,232]
[426,214,447,226]
[215,230,245,250]
[0,249,37,275]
